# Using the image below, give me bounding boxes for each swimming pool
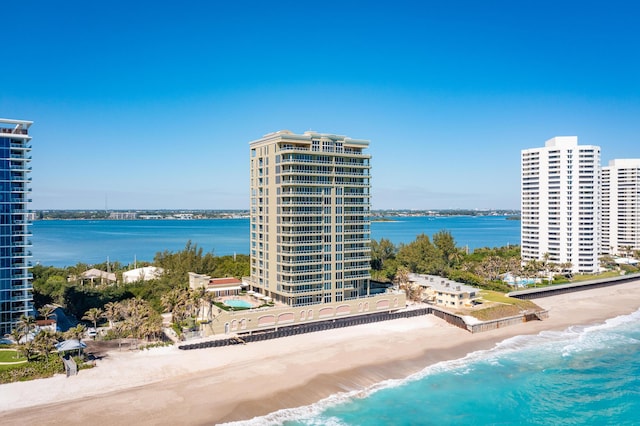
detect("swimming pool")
[224,299,253,309]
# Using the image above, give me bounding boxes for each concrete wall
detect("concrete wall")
[200,292,406,336]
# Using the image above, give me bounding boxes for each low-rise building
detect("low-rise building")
[122,266,164,283]
[188,272,243,297]
[408,273,479,308]
[79,268,117,286]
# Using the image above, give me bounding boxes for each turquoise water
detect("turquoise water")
[224,299,253,309]
[225,309,640,425]
[31,216,520,267]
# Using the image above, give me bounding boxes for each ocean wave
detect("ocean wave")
[220,307,640,425]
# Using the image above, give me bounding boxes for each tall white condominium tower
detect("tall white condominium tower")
[249,130,371,306]
[602,159,640,257]
[0,118,33,336]
[521,136,601,274]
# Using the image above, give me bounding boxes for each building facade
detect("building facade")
[602,159,640,256]
[248,130,371,306]
[0,118,34,335]
[521,136,601,274]
[408,274,478,308]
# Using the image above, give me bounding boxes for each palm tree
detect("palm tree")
[17,314,36,342]
[82,307,103,330]
[203,291,217,321]
[161,289,180,323]
[7,328,24,359]
[38,305,56,324]
[103,301,121,328]
[64,324,86,342]
[33,329,59,363]
[18,341,37,361]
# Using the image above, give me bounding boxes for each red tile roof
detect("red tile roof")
[208,277,242,287]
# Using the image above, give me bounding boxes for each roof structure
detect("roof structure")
[408,273,477,294]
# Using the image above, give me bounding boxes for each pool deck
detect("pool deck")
[219,294,285,309]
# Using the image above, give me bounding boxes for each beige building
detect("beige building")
[408,274,478,308]
[247,130,372,306]
[79,268,117,286]
[188,272,243,297]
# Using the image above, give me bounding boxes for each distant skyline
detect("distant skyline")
[2,1,639,210]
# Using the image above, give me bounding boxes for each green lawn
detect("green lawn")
[570,270,622,282]
[480,290,540,310]
[459,290,543,321]
[0,349,26,363]
[0,349,27,371]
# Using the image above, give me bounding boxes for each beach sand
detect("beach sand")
[1,280,639,425]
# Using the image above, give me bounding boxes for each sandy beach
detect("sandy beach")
[1,280,640,425]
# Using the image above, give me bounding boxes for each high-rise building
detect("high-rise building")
[601,159,640,257]
[248,130,371,306]
[0,118,34,335]
[521,136,601,274]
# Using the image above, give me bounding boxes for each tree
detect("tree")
[33,329,59,363]
[103,301,121,328]
[64,324,87,342]
[371,238,396,270]
[393,266,422,302]
[82,307,103,330]
[17,314,36,341]
[396,234,440,274]
[432,230,459,268]
[38,305,56,323]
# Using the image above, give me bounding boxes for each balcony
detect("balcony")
[280,286,324,295]
[281,219,323,225]
[280,240,323,247]
[12,294,32,302]
[280,157,332,165]
[280,248,323,254]
[11,283,33,291]
[280,200,323,206]
[279,257,323,265]
[280,268,323,275]
[280,228,323,236]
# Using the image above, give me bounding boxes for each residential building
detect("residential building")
[521,136,601,274]
[0,118,34,336]
[247,130,371,306]
[122,266,164,283]
[602,159,640,256]
[79,268,117,286]
[108,211,137,220]
[188,273,243,297]
[408,274,479,308]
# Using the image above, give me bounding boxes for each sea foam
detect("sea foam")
[220,308,640,425]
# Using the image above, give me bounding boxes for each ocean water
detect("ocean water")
[31,216,520,267]
[226,309,640,426]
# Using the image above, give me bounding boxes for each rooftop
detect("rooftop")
[408,273,477,294]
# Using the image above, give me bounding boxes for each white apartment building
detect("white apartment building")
[602,159,640,256]
[248,130,372,306]
[521,136,601,274]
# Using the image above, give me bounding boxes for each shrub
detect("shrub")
[0,357,64,384]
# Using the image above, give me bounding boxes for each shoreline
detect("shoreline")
[1,280,640,425]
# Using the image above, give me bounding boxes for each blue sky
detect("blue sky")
[2,0,639,210]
